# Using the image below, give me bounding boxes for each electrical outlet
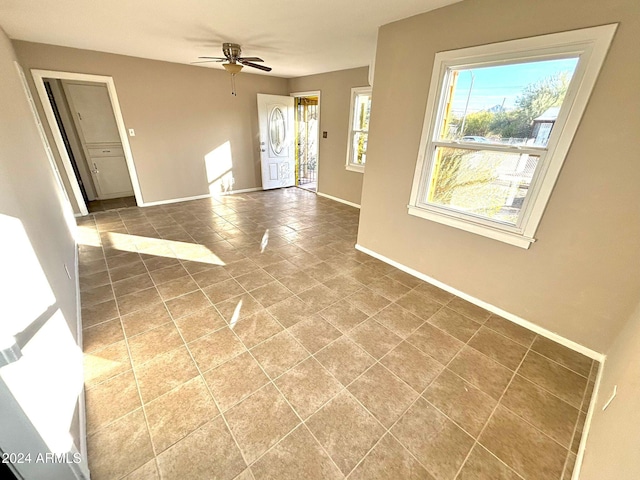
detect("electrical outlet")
[602,385,617,411]
[129,128,136,137]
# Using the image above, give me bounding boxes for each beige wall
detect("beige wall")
[288,67,369,205]
[358,0,640,352]
[14,41,289,208]
[0,27,81,463]
[579,298,640,479]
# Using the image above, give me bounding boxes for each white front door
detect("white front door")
[257,94,295,190]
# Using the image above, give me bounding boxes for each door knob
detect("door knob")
[92,162,99,174]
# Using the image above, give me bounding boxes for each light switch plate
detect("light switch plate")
[129,128,136,136]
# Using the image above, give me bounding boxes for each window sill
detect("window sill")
[346,164,365,173]
[407,205,535,249]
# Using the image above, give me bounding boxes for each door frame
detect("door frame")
[290,90,321,192]
[31,69,143,216]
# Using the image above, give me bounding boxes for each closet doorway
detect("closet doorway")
[32,70,142,215]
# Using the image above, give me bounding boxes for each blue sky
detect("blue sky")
[450,57,579,115]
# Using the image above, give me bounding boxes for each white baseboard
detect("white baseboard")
[355,243,605,362]
[317,191,361,209]
[140,187,262,207]
[572,360,604,480]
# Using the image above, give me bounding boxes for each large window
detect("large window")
[408,25,616,248]
[346,86,372,172]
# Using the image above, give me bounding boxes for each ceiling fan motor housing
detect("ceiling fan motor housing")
[222,43,242,62]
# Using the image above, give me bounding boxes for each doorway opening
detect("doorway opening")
[32,70,143,215]
[292,92,320,193]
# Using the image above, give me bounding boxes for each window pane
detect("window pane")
[427,147,539,226]
[354,93,372,131]
[438,58,579,147]
[352,132,368,165]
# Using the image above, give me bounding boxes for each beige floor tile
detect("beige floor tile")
[188,327,246,371]
[275,357,343,419]
[83,318,125,353]
[346,288,392,316]
[83,340,131,388]
[448,346,514,400]
[86,370,140,435]
[278,271,320,294]
[468,327,528,370]
[380,341,442,393]
[80,270,111,291]
[232,310,283,348]
[263,260,301,279]
[121,303,172,337]
[225,384,300,464]
[394,290,442,320]
[87,409,154,480]
[392,398,474,479]
[571,410,586,454]
[251,331,311,378]
[250,281,294,308]
[149,264,189,284]
[165,290,212,319]
[143,256,181,272]
[192,266,233,288]
[447,297,492,323]
[174,306,227,342]
[288,315,342,354]
[122,459,160,480]
[109,261,148,282]
[113,273,155,298]
[564,453,577,480]
[145,377,219,453]
[348,319,403,359]
[305,262,340,283]
[348,264,381,286]
[424,369,496,437]
[81,284,114,307]
[371,303,425,339]
[323,274,364,296]
[348,364,418,428]
[406,323,464,365]
[234,268,274,290]
[117,287,162,315]
[134,345,199,403]
[484,315,536,347]
[106,251,141,269]
[530,336,592,377]
[349,433,434,480]
[479,406,567,480]
[156,275,199,300]
[457,445,522,480]
[251,425,343,480]
[502,374,579,447]
[518,352,587,408]
[82,299,119,328]
[156,417,246,480]
[314,336,375,386]
[204,352,269,411]
[225,258,260,277]
[127,322,185,366]
[428,307,481,342]
[267,296,313,328]
[319,300,369,332]
[202,278,246,303]
[216,293,264,323]
[368,276,411,302]
[297,284,344,311]
[412,282,455,304]
[306,391,385,474]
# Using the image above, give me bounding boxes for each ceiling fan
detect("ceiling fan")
[194,43,271,96]
[194,43,272,72]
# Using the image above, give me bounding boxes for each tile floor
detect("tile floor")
[87,195,137,213]
[78,187,597,480]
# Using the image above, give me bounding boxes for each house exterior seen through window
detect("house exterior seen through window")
[346,86,372,173]
[408,25,617,248]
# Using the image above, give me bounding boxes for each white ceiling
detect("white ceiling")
[0,0,460,78]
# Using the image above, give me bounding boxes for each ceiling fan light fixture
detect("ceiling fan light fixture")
[223,63,243,75]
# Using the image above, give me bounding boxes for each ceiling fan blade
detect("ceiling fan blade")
[191,60,225,64]
[238,57,264,62]
[240,61,272,72]
[198,56,227,61]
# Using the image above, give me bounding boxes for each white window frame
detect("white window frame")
[408,24,617,248]
[345,86,372,173]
